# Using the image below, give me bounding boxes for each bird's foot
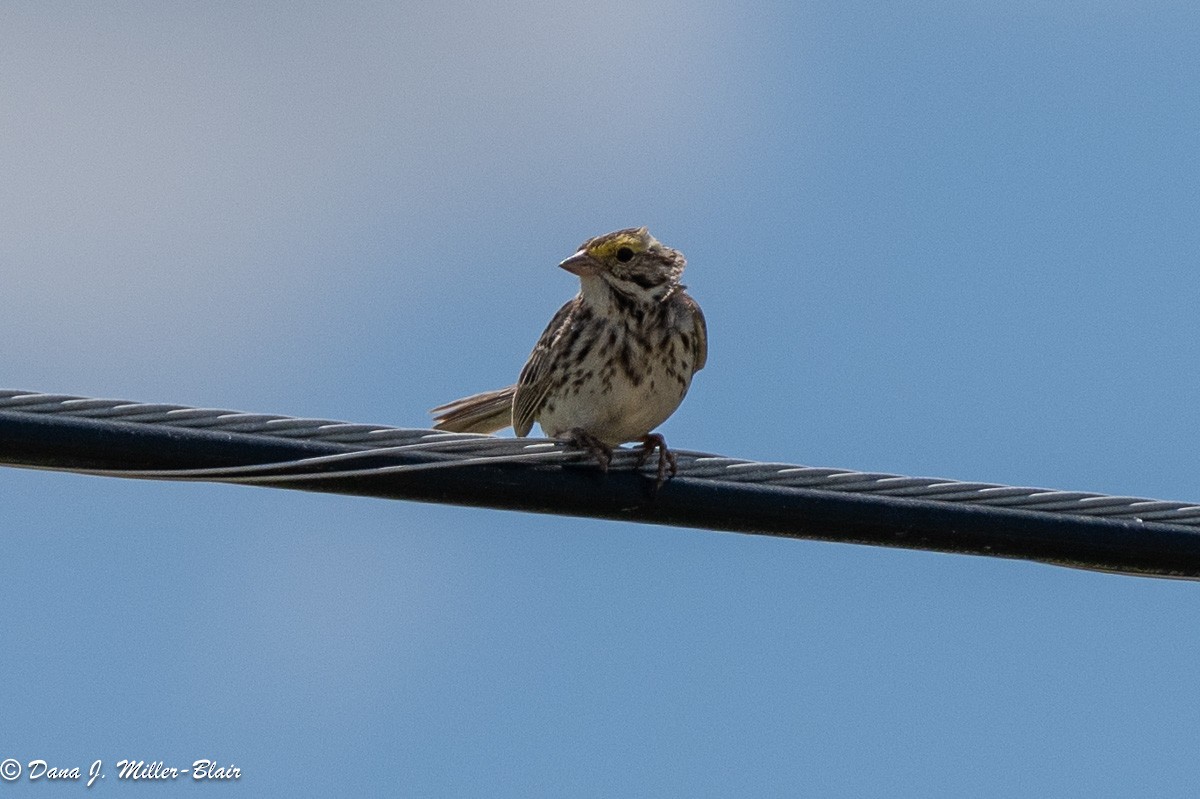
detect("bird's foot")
[563,428,614,472]
[635,433,677,489]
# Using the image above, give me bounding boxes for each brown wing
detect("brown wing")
[512,297,580,437]
[674,291,707,372]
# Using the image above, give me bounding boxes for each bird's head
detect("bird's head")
[559,227,685,303]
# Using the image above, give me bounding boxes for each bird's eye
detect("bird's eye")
[616,247,634,262]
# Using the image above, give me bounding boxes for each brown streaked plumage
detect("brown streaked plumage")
[430,227,707,484]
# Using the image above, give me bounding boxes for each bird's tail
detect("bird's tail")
[429,385,516,434]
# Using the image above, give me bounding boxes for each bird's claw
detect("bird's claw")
[635,433,677,490]
[564,428,613,472]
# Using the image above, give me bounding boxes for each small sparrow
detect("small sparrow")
[431,227,707,484]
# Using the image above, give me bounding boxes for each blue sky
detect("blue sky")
[2,2,1199,795]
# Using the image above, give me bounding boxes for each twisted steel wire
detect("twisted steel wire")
[2,389,1200,579]
[3,389,1197,525]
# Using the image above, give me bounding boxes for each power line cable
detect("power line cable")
[2,389,1198,580]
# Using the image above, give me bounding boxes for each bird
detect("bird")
[430,227,707,485]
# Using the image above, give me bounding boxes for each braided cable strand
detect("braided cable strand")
[3,388,1200,580]
[2,389,1197,525]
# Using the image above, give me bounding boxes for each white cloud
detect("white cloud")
[0,1,741,393]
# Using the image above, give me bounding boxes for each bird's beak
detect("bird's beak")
[559,250,601,277]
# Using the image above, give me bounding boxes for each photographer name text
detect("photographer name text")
[0,757,240,786]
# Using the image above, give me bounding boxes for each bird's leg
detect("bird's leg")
[563,428,613,472]
[635,433,677,488]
